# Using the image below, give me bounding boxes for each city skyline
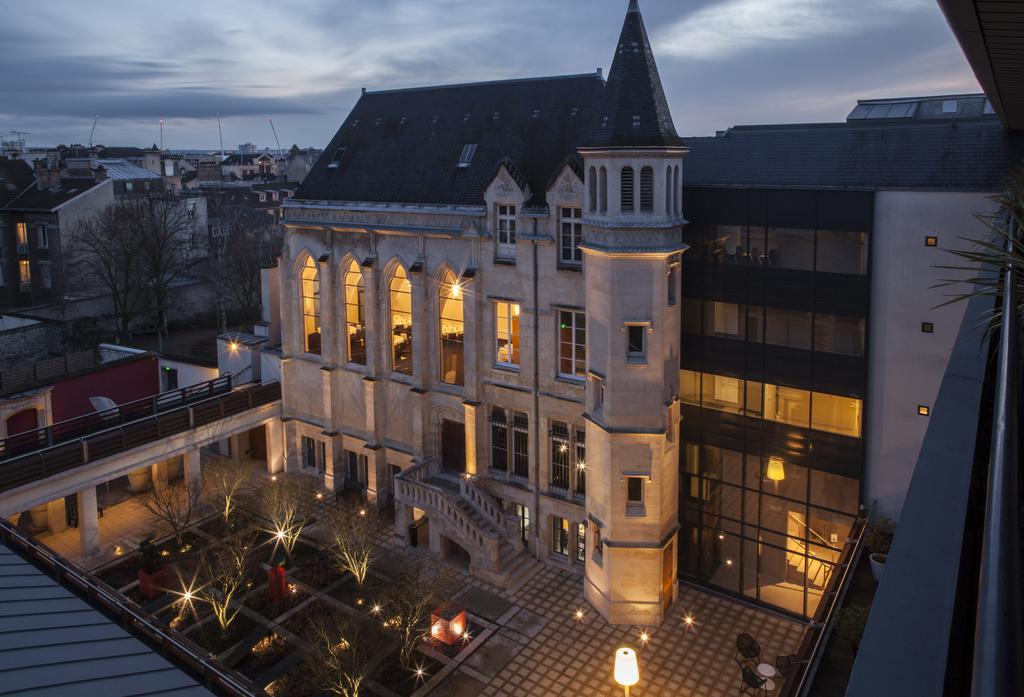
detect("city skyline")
[1,0,980,149]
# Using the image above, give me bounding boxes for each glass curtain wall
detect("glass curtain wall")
[680,442,859,619]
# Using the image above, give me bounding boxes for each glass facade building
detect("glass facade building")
[678,187,871,620]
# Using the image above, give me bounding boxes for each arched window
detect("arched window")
[390,266,413,374]
[673,166,681,215]
[640,166,654,213]
[588,166,597,213]
[621,167,634,213]
[438,270,464,386]
[344,260,366,364]
[300,256,321,355]
[665,166,672,214]
[599,167,608,213]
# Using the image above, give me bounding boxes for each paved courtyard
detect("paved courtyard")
[28,464,807,696]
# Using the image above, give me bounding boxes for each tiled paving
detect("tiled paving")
[30,463,808,696]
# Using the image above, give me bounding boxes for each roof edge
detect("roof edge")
[363,71,603,97]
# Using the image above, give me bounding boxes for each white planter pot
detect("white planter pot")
[869,552,887,582]
[128,468,153,493]
[28,505,49,531]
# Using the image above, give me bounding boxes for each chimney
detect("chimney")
[33,158,59,189]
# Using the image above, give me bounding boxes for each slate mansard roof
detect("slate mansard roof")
[296,73,605,208]
[682,117,1024,191]
[0,541,213,696]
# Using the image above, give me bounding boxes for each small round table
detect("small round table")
[757,663,778,679]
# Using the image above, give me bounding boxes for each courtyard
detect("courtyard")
[27,458,807,696]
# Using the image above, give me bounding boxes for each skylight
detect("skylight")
[457,144,478,169]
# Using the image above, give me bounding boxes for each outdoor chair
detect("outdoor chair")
[735,633,761,666]
[776,653,807,678]
[740,665,768,696]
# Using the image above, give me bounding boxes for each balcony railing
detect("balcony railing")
[0,375,233,461]
[0,380,280,494]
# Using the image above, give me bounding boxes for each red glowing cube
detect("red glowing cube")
[430,605,467,644]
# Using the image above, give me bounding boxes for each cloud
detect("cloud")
[655,0,933,60]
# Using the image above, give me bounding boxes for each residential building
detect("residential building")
[0,158,114,310]
[220,152,279,182]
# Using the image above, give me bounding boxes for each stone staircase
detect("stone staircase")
[395,461,538,591]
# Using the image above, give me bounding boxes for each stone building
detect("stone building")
[278,1,680,624]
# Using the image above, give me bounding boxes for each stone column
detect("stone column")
[463,402,483,477]
[265,419,285,474]
[78,487,99,556]
[318,257,339,366]
[362,263,381,376]
[151,460,169,491]
[184,449,202,483]
[46,497,67,534]
[366,446,388,505]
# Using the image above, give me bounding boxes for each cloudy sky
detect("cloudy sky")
[0,0,980,151]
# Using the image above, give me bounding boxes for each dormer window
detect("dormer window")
[326,148,345,170]
[457,144,478,169]
[496,204,516,260]
[632,115,641,128]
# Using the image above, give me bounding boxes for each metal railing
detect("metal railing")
[0,349,97,394]
[0,375,233,461]
[0,519,259,697]
[0,381,280,494]
[971,229,1023,696]
[780,516,868,697]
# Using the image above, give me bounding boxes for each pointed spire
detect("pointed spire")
[588,1,680,148]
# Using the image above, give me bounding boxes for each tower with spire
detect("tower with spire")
[579,0,687,625]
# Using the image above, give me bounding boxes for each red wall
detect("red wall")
[50,356,159,423]
[6,408,38,436]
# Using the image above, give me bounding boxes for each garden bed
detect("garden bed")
[186,612,260,655]
[245,582,308,621]
[370,649,445,697]
[289,552,342,590]
[426,618,486,660]
[232,632,294,681]
[281,598,337,636]
[328,572,389,610]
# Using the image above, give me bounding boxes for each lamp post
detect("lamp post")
[614,647,640,696]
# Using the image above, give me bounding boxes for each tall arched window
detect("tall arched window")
[390,266,413,374]
[640,166,654,213]
[300,256,321,355]
[673,166,681,215]
[588,167,597,213]
[665,166,672,214]
[438,270,464,386]
[621,167,634,213]
[344,260,366,364]
[599,167,608,213]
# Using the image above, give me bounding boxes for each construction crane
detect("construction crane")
[268,118,284,159]
[87,116,99,147]
[217,115,225,158]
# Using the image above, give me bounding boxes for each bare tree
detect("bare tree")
[202,455,252,523]
[322,504,382,586]
[66,201,147,342]
[258,476,317,555]
[380,562,455,668]
[307,611,390,697]
[135,478,202,546]
[197,527,259,632]
[204,189,281,332]
[136,196,198,352]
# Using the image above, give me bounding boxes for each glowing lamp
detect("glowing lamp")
[766,456,786,483]
[430,604,467,645]
[451,282,461,298]
[614,647,640,695]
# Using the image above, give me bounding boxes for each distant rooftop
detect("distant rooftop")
[847,93,993,122]
[92,159,162,180]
